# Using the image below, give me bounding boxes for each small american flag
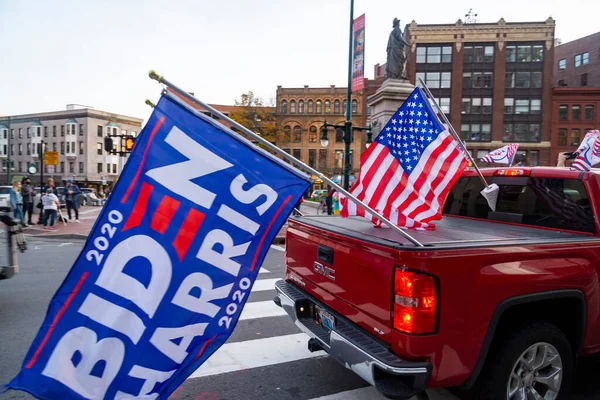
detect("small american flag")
[480,144,519,164]
[340,87,468,229]
[572,130,600,171]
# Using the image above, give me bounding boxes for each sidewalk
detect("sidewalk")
[23,206,103,240]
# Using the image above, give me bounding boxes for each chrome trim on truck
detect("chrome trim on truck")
[275,279,430,391]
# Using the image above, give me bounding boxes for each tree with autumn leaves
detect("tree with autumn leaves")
[228,91,280,146]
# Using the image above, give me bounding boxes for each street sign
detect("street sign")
[47,165,55,174]
[44,151,59,165]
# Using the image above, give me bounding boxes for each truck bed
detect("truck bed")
[291,215,600,250]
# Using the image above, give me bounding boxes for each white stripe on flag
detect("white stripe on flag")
[188,333,323,379]
[363,153,395,201]
[239,301,287,320]
[351,144,385,199]
[251,278,280,292]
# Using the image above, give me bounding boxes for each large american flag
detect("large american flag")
[340,87,468,229]
[572,130,600,171]
[480,144,519,164]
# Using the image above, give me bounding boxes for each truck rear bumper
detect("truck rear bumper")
[274,279,432,400]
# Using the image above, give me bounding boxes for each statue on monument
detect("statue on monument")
[386,18,408,80]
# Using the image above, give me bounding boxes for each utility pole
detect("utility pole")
[343,0,355,190]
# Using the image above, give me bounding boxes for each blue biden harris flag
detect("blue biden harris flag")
[8,92,310,399]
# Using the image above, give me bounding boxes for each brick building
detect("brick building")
[0,105,142,186]
[554,32,600,88]
[550,88,600,164]
[404,18,556,166]
[275,83,378,186]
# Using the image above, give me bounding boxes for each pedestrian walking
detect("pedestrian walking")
[41,178,59,225]
[63,179,81,223]
[21,177,35,226]
[325,187,336,215]
[42,188,59,230]
[9,181,24,225]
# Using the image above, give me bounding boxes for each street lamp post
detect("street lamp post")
[319,0,372,191]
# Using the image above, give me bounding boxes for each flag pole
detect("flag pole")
[148,71,424,247]
[417,78,492,188]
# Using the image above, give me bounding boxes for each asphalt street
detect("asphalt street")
[0,238,599,400]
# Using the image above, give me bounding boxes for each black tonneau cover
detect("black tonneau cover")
[290,215,600,250]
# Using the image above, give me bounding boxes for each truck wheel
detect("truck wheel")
[474,321,573,400]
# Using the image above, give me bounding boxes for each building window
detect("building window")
[106,163,110,173]
[460,123,491,142]
[27,143,30,155]
[463,45,494,63]
[463,72,493,88]
[517,45,532,62]
[559,105,568,120]
[97,126,103,137]
[112,164,117,174]
[79,141,84,155]
[308,149,316,168]
[298,100,304,113]
[558,59,566,70]
[572,105,581,120]
[558,129,567,146]
[582,52,590,65]
[44,126,48,137]
[281,100,288,113]
[581,73,588,86]
[416,45,452,63]
[316,100,322,113]
[515,100,530,114]
[10,144,13,155]
[309,126,318,143]
[307,100,314,113]
[506,45,516,62]
[318,149,327,170]
[417,72,451,89]
[97,163,103,173]
[462,98,492,114]
[503,123,540,142]
[79,162,84,174]
[325,100,331,113]
[59,161,64,173]
[334,150,344,169]
[505,72,515,88]
[515,72,530,88]
[292,149,301,162]
[290,100,296,113]
[293,126,302,143]
[61,125,64,136]
[585,105,594,120]
[334,100,340,114]
[504,98,514,114]
[531,72,542,88]
[335,128,344,143]
[532,45,544,62]
[283,126,291,142]
[10,129,13,139]
[79,124,84,136]
[352,100,358,114]
[18,144,22,155]
[570,129,581,146]
[436,98,450,114]
[530,99,541,114]
[69,162,74,174]
[60,142,65,154]
[52,126,56,137]
[52,142,57,152]
[18,162,22,172]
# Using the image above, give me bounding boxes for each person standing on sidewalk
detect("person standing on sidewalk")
[42,188,59,230]
[63,179,81,223]
[9,181,24,225]
[21,177,35,227]
[41,178,59,225]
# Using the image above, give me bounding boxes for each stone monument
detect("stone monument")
[368,18,415,135]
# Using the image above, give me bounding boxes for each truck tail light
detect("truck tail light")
[393,268,437,334]
[494,169,530,176]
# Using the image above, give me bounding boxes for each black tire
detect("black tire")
[470,321,574,400]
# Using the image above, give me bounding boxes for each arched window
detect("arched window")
[283,125,291,142]
[309,126,317,143]
[298,100,304,113]
[325,100,331,113]
[334,100,341,114]
[290,100,296,113]
[281,100,288,114]
[343,100,348,114]
[308,100,314,113]
[293,126,302,143]
[316,100,322,113]
[352,100,358,114]
[335,128,344,143]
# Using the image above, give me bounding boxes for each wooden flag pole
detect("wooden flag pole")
[148,71,424,247]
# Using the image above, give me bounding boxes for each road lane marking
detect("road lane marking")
[251,278,279,292]
[258,268,270,274]
[270,245,285,252]
[308,387,457,400]
[239,301,286,320]
[188,333,321,379]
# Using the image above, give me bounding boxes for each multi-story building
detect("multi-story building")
[0,105,142,187]
[554,32,600,88]
[405,17,556,166]
[275,83,378,188]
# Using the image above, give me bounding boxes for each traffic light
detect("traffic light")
[104,136,114,154]
[125,136,135,151]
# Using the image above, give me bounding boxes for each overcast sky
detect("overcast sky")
[0,0,597,123]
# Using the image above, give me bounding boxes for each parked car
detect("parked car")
[311,189,327,199]
[0,186,11,212]
[276,167,600,400]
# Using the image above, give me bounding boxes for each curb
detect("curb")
[25,233,89,241]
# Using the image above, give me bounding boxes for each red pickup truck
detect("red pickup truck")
[274,167,600,400]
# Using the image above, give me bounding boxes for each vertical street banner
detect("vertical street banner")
[351,13,365,92]
[8,92,310,399]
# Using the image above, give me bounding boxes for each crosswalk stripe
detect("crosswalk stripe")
[239,300,286,320]
[258,268,270,274]
[189,333,323,379]
[250,278,279,292]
